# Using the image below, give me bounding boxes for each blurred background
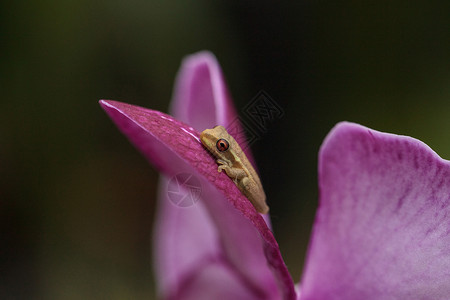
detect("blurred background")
[2,1,450,298]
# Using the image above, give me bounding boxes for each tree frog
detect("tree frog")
[200,125,269,214]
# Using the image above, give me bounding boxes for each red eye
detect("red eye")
[216,139,229,152]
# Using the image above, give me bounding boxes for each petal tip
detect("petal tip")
[319,121,364,153]
[99,99,117,110]
[181,50,218,68]
[171,50,231,129]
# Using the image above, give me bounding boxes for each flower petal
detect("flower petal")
[155,51,277,298]
[153,52,232,297]
[300,122,450,300]
[169,51,258,164]
[154,177,221,296]
[100,100,295,299]
[170,51,232,131]
[167,258,266,300]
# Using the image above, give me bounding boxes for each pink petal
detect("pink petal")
[154,177,221,296]
[169,51,256,161]
[170,51,235,132]
[300,122,450,299]
[155,51,277,297]
[99,100,295,299]
[166,258,265,300]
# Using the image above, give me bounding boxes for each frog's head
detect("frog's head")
[200,125,233,159]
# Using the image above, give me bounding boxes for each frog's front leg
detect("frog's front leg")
[216,159,247,183]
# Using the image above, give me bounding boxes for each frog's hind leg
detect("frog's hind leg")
[239,176,251,191]
[219,165,247,182]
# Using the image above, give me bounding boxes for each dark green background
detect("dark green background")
[2,1,450,298]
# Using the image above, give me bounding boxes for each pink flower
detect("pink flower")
[100,52,450,300]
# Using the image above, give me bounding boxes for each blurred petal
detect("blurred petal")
[154,178,220,297]
[169,51,259,166]
[167,258,265,300]
[100,100,295,299]
[170,51,237,133]
[155,51,277,298]
[300,122,450,300]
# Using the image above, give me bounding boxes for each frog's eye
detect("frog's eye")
[216,139,229,152]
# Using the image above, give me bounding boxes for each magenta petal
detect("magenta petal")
[99,100,295,299]
[300,122,450,300]
[155,51,278,298]
[153,52,233,297]
[167,258,265,300]
[170,51,237,133]
[154,179,221,296]
[169,51,257,165]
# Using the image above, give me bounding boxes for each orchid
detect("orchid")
[100,51,450,300]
